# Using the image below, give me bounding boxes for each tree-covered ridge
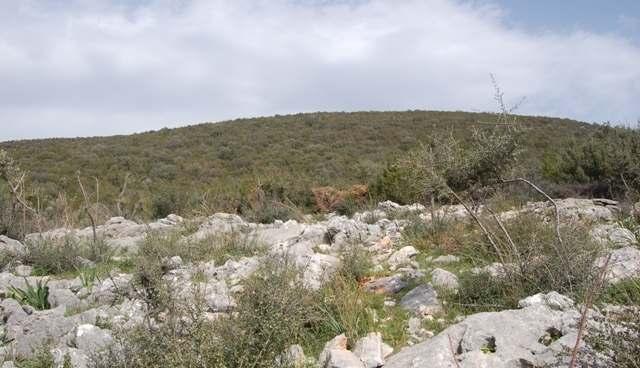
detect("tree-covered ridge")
[0,110,603,225]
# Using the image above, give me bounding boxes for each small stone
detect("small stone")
[319,334,349,366]
[430,268,459,291]
[387,246,419,270]
[166,256,183,270]
[325,350,366,368]
[282,344,306,367]
[518,291,574,311]
[400,284,441,316]
[432,255,460,264]
[362,274,407,294]
[353,332,387,368]
[384,299,396,307]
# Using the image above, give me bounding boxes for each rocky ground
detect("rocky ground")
[0,198,638,368]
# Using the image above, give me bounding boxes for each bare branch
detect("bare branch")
[449,189,506,265]
[500,178,563,245]
[77,173,98,245]
[485,206,522,267]
[569,252,612,368]
[116,173,130,217]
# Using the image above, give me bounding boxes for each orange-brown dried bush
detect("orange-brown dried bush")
[312,185,368,212]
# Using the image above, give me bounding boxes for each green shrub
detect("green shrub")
[336,243,372,282]
[400,214,465,253]
[22,237,83,275]
[1,111,597,227]
[8,278,50,310]
[76,266,98,289]
[96,257,318,368]
[449,214,601,313]
[16,348,56,368]
[373,128,519,205]
[549,125,640,198]
[151,187,184,219]
[213,258,318,367]
[22,236,111,276]
[600,278,640,306]
[139,231,264,266]
[310,275,408,353]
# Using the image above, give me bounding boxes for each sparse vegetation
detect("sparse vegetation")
[0,109,639,367]
[21,236,110,276]
[0,111,615,238]
[16,348,56,368]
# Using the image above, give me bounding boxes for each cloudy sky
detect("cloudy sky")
[1,0,639,141]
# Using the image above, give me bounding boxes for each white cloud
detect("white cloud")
[0,0,639,140]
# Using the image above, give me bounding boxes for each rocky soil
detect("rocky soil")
[0,198,638,367]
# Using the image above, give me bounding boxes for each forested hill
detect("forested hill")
[0,111,599,220]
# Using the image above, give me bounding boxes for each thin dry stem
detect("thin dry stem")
[568,252,612,368]
[449,189,506,265]
[77,173,98,244]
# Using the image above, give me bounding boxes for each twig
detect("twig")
[485,206,522,268]
[116,173,130,217]
[500,178,563,245]
[568,252,612,368]
[77,173,97,245]
[449,189,506,265]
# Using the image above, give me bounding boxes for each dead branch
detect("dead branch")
[568,252,612,368]
[449,189,506,265]
[485,206,522,267]
[77,173,97,244]
[116,173,130,217]
[500,178,563,245]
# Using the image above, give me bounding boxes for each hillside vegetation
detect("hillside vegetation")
[1,110,639,368]
[0,110,637,236]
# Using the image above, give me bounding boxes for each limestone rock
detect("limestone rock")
[204,280,236,312]
[353,332,391,368]
[591,224,637,247]
[596,246,640,284]
[48,288,84,310]
[282,344,307,367]
[362,274,407,294]
[517,291,575,311]
[431,268,459,291]
[432,255,460,264]
[387,246,418,270]
[0,236,25,256]
[407,317,434,343]
[74,324,113,353]
[386,294,582,368]
[319,334,349,367]
[400,284,441,316]
[325,349,366,368]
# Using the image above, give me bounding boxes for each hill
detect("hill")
[0,110,606,225]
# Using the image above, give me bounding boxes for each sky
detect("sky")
[0,0,639,141]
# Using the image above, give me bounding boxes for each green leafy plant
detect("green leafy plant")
[76,266,98,289]
[7,278,50,310]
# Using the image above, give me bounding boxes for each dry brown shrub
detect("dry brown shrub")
[312,185,368,213]
[312,186,344,212]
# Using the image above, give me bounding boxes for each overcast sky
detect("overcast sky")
[1,0,639,141]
